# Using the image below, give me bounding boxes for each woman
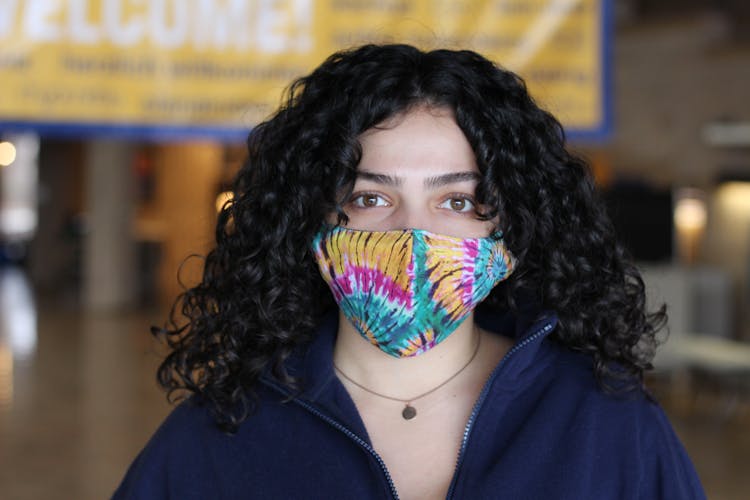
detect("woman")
[115,44,704,499]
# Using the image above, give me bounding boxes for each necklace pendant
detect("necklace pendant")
[402,404,417,420]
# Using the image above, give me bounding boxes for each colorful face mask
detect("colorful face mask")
[311,226,516,357]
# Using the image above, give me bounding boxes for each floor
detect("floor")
[0,268,171,499]
[1,267,749,499]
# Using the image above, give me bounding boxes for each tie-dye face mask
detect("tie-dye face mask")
[311,226,516,358]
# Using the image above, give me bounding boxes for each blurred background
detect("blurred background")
[1,1,750,499]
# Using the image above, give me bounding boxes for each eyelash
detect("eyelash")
[348,192,476,213]
[349,192,391,208]
[439,194,476,213]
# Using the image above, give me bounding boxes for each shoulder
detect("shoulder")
[112,384,355,499]
[112,400,232,499]
[539,343,706,498]
[539,342,673,432]
[141,397,223,449]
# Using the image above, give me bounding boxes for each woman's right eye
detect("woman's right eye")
[350,193,390,208]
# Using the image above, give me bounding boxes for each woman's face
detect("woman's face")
[341,106,496,238]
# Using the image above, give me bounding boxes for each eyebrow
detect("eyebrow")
[356,170,480,189]
[356,171,403,187]
[423,171,481,189]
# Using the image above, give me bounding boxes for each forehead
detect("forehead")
[357,106,478,177]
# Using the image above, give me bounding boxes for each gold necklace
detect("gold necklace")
[333,333,482,420]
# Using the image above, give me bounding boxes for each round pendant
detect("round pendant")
[402,405,417,420]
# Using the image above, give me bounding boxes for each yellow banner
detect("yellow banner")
[0,0,609,139]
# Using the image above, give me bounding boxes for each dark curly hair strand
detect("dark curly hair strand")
[155,44,666,432]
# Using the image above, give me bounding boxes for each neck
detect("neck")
[332,311,482,399]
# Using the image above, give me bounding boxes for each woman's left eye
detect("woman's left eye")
[439,196,476,213]
[350,193,390,208]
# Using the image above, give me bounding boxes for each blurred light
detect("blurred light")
[0,141,16,167]
[674,195,707,233]
[0,207,37,238]
[703,122,750,147]
[716,182,750,213]
[0,268,37,409]
[0,345,11,408]
[0,268,37,361]
[216,191,233,213]
[674,188,707,266]
[0,134,38,240]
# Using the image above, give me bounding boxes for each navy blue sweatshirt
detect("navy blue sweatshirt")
[114,310,705,499]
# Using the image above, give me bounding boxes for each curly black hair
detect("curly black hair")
[156,44,666,431]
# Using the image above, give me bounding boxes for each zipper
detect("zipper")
[445,319,556,499]
[262,380,400,500]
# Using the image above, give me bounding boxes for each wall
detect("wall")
[608,13,750,186]
[601,12,750,338]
